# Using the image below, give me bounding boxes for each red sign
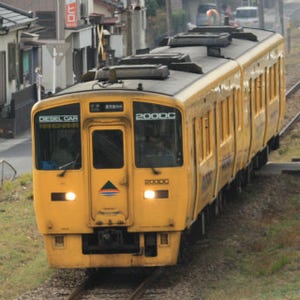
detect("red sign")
[65,0,77,28]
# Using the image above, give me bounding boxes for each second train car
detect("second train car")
[31,26,285,268]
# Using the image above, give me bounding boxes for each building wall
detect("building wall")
[0,31,19,108]
[0,0,56,11]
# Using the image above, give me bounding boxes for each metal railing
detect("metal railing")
[0,159,17,187]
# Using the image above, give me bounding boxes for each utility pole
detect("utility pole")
[258,0,265,29]
[278,0,284,36]
[166,0,172,36]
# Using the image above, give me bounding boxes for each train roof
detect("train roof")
[59,26,282,98]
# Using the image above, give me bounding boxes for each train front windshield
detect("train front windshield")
[34,103,81,170]
[34,102,183,170]
[134,102,183,168]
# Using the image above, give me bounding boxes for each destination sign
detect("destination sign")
[135,112,176,121]
[39,115,79,123]
[90,102,123,113]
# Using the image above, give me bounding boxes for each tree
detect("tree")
[145,0,159,17]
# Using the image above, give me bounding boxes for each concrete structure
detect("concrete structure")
[0,2,40,137]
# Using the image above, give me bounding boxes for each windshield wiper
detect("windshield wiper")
[57,153,80,177]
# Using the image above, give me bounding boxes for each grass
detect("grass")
[199,174,300,300]
[270,129,300,162]
[0,174,54,300]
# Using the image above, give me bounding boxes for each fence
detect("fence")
[0,159,17,187]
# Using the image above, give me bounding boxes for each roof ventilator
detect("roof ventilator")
[189,26,257,42]
[95,64,170,81]
[120,53,191,66]
[119,53,202,74]
[168,32,231,48]
[189,25,243,34]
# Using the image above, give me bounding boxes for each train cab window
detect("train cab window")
[34,104,82,170]
[133,102,183,168]
[92,130,124,169]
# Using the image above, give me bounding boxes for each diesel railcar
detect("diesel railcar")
[31,26,285,268]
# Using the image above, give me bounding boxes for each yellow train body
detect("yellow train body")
[31,26,285,268]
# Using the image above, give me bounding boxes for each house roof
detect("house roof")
[94,0,124,12]
[0,2,37,34]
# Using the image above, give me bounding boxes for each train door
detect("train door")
[88,124,131,227]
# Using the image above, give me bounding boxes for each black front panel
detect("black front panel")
[82,228,140,254]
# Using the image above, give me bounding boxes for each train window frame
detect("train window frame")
[133,102,183,168]
[265,67,269,103]
[221,99,226,141]
[259,73,264,110]
[233,88,242,129]
[202,111,213,159]
[220,97,231,142]
[269,64,275,100]
[254,74,264,114]
[274,61,279,98]
[92,129,124,169]
[34,103,82,171]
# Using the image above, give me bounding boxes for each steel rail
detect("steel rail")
[280,111,300,137]
[280,79,300,137]
[128,268,162,300]
[66,268,162,300]
[286,80,300,98]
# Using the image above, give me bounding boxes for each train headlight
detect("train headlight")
[144,190,156,199]
[144,190,169,199]
[65,192,76,201]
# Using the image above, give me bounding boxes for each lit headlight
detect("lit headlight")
[144,190,156,199]
[65,192,76,201]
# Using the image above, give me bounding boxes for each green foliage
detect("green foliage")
[0,174,33,202]
[270,255,289,274]
[172,10,188,34]
[145,0,159,17]
[156,0,165,8]
[146,9,168,48]
[0,177,53,299]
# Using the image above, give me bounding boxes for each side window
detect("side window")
[195,110,213,162]
[254,74,264,114]
[0,51,6,105]
[274,62,279,98]
[221,98,229,141]
[234,88,242,129]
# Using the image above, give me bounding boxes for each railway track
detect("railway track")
[66,268,163,300]
[280,79,300,137]
[260,78,300,175]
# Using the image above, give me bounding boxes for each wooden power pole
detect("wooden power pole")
[278,0,284,36]
[258,0,265,29]
[166,0,172,36]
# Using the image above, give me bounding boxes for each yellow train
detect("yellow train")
[31,26,285,268]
